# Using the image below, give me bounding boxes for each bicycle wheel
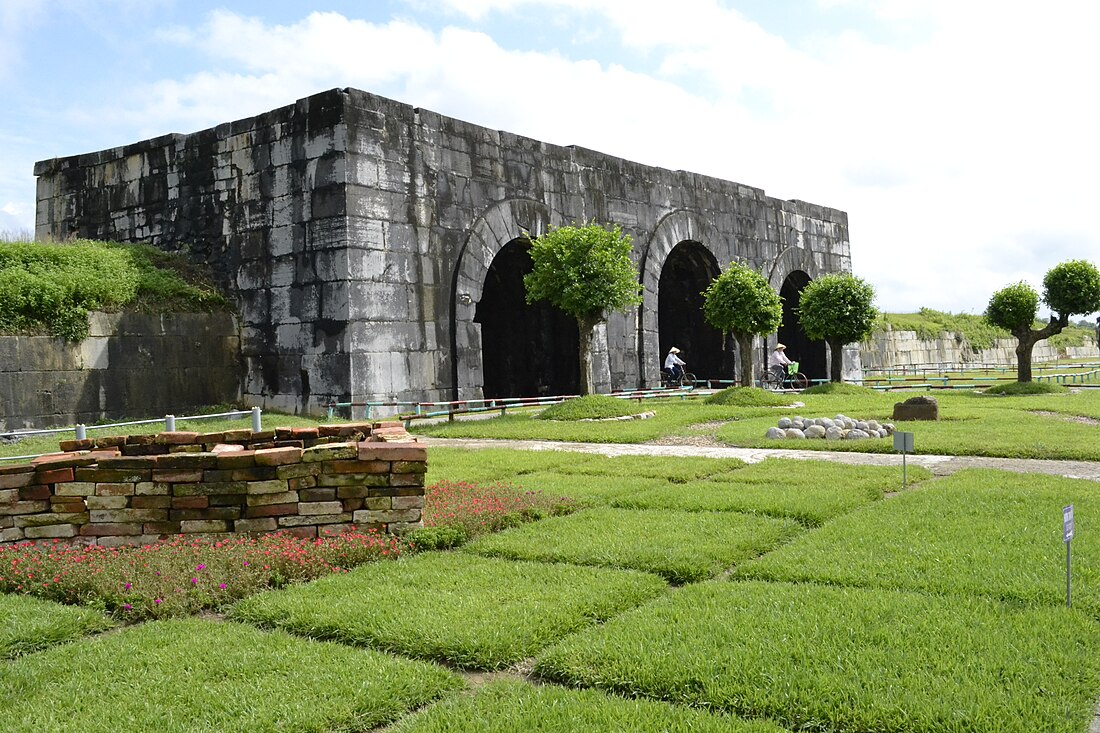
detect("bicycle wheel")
[790,372,810,390]
[761,371,781,391]
[681,372,697,388]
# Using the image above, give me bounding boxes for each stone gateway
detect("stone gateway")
[35,88,854,414]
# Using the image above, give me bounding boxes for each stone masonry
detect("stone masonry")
[0,422,425,547]
[35,88,853,412]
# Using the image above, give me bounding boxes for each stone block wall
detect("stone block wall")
[0,312,240,431]
[861,330,1100,371]
[0,422,424,547]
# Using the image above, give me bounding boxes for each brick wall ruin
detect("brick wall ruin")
[0,423,424,547]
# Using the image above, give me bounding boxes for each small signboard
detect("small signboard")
[893,431,914,452]
[1064,504,1075,543]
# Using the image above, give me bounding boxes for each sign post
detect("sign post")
[1064,504,1074,608]
[893,431,915,489]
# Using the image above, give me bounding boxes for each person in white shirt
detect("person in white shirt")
[664,347,686,382]
[768,343,792,381]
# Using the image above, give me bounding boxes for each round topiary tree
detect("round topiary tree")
[702,262,783,388]
[797,273,878,383]
[986,259,1100,382]
[524,222,642,395]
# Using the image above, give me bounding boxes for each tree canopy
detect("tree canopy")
[702,262,782,387]
[798,273,878,382]
[524,222,642,394]
[986,260,1100,382]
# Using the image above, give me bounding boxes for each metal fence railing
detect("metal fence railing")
[0,408,263,463]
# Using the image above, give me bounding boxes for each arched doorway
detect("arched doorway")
[658,242,729,381]
[475,239,579,399]
[778,271,827,383]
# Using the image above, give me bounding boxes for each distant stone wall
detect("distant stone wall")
[0,312,240,431]
[0,422,424,547]
[861,329,1100,371]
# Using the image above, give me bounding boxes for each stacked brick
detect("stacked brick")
[0,422,425,547]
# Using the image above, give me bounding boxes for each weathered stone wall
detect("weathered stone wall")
[0,422,424,547]
[35,88,853,410]
[1,312,240,431]
[861,329,1100,371]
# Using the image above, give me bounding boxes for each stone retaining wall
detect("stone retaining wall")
[861,329,1100,371]
[0,422,424,547]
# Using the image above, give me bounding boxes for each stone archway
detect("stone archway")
[451,199,564,401]
[638,210,724,386]
[776,270,828,384]
[475,239,579,398]
[657,241,726,381]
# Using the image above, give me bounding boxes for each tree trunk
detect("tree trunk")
[1015,315,1067,383]
[828,340,844,382]
[734,331,755,388]
[576,315,600,395]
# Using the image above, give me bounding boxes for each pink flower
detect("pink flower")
[218,583,227,590]
[123,582,132,590]
[154,599,162,604]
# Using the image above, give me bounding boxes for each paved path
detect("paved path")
[421,437,1100,482]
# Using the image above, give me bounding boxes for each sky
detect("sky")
[2,0,1098,316]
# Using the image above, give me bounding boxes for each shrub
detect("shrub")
[800,382,877,395]
[537,394,640,420]
[704,387,791,407]
[982,381,1068,396]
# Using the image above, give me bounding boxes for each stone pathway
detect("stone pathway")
[421,437,1100,482]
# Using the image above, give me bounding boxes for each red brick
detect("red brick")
[341,498,364,512]
[75,468,151,483]
[155,453,217,469]
[215,451,257,469]
[180,520,229,533]
[210,443,245,454]
[290,427,320,439]
[58,439,95,451]
[131,495,171,509]
[19,485,53,501]
[390,473,426,487]
[154,431,201,445]
[0,471,34,489]
[32,452,94,469]
[233,518,278,533]
[50,497,87,513]
[220,429,253,442]
[325,459,390,474]
[35,467,75,484]
[80,523,142,537]
[171,496,209,509]
[280,525,318,539]
[243,503,298,518]
[125,434,158,445]
[95,483,137,497]
[143,521,182,534]
[93,436,127,448]
[271,440,305,449]
[96,456,157,470]
[357,443,426,462]
[254,447,303,466]
[0,500,49,516]
[152,469,204,483]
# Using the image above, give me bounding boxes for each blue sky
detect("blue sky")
[2,0,1098,316]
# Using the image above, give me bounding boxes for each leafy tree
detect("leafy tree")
[524,222,642,395]
[986,259,1100,382]
[702,262,782,388]
[798,273,878,383]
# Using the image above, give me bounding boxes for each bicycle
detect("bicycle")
[761,360,809,391]
[662,368,697,389]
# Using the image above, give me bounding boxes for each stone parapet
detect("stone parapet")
[0,422,424,547]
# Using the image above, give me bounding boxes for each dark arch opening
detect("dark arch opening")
[658,242,730,382]
[475,239,579,399]
[778,271,827,383]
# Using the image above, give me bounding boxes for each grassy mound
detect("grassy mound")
[982,381,1068,396]
[801,381,877,395]
[0,239,229,341]
[537,395,642,420]
[704,387,791,407]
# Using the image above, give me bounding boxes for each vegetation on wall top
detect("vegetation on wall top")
[0,239,230,341]
[875,308,1094,351]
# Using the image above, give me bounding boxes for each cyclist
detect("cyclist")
[768,343,792,383]
[664,347,686,384]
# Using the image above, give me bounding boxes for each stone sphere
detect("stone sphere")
[855,420,869,431]
[766,427,786,439]
[845,429,870,440]
[818,418,835,428]
[825,426,845,440]
[867,420,882,432]
[777,417,792,429]
[785,428,807,439]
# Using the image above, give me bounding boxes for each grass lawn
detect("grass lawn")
[230,552,667,669]
[738,469,1100,616]
[613,458,931,526]
[536,580,1100,733]
[0,617,461,733]
[388,679,788,733]
[0,594,114,659]
[464,507,801,583]
[425,447,599,485]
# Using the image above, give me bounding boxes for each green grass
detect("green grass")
[464,507,801,583]
[738,469,1100,615]
[230,552,667,669]
[0,617,461,733]
[536,580,1100,733]
[537,394,645,420]
[388,680,788,733]
[800,381,877,395]
[0,239,228,341]
[704,386,793,407]
[983,381,1069,395]
[550,453,747,482]
[502,471,676,504]
[424,447,602,485]
[0,595,114,659]
[613,458,929,526]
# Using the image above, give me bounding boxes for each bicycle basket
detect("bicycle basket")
[787,361,800,374]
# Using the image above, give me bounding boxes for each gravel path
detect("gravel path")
[421,437,1100,482]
